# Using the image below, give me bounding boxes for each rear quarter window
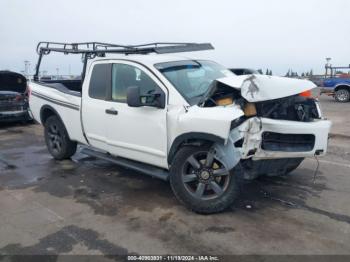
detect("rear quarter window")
[89,64,112,100]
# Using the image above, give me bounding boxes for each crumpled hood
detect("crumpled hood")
[215,74,316,102]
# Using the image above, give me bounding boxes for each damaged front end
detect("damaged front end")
[204,74,331,179]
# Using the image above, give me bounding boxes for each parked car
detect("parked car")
[29,42,331,213]
[320,76,350,102]
[0,71,32,122]
[229,68,260,75]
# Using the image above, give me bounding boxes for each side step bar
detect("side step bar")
[80,147,169,181]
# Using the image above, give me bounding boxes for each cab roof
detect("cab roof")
[90,53,199,67]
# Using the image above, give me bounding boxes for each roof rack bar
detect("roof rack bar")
[34,41,214,81]
[36,41,214,55]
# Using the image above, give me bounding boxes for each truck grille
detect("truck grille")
[261,132,315,152]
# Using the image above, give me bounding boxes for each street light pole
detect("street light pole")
[325,57,332,77]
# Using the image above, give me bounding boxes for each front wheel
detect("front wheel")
[44,115,77,160]
[335,89,350,102]
[170,145,240,214]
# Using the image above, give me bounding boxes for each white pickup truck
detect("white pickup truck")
[29,42,331,213]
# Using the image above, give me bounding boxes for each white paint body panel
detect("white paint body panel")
[29,54,331,172]
[83,60,169,168]
[29,81,86,144]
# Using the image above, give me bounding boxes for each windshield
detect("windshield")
[155,60,234,105]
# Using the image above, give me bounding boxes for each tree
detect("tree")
[285,69,291,77]
[257,69,263,74]
[309,69,313,76]
[265,69,269,75]
[269,70,273,75]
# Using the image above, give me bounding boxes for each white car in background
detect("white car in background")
[29,42,331,213]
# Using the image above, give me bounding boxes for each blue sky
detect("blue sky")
[0,0,349,76]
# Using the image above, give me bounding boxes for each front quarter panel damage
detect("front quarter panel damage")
[212,117,261,171]
[212,116,331,173]
[213,127,244,171]
[166,104,245,164]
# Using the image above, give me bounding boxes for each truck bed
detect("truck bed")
[29,81,86,144]
[39,79,82,96]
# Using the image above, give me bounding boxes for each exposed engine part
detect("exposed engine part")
[215,95,233,106]
[200,81,244,107]
[243,102,257,116]
[255,95,320,122]
[201,81,319,123]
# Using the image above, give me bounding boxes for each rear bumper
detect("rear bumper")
[239,117,331,160]
[0,109,32,122]
[0,102,32,122]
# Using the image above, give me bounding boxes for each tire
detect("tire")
[169,145,240,214]
[335,89,350,103]
[44,115,77,160]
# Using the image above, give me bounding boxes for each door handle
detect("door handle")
[105,108,118,115]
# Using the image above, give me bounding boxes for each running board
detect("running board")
[80,147,169,181]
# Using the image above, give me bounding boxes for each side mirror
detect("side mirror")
[127,86,166,109]
[126,86,142,107]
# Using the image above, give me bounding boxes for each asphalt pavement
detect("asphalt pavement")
[0,98,349,257]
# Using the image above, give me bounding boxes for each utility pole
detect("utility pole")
[24,60,31,76]
[325,57,332,77]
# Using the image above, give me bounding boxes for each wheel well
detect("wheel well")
[335,85,350,92]
[168,133,225,165]
[40,105,61,124]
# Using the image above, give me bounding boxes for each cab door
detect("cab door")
[81,62,112,151]
[104,61,168,168]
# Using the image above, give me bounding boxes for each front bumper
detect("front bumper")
[238,117,331,160]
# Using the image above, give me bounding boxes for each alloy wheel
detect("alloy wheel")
[47,124,63,153]
[181,149,230,200]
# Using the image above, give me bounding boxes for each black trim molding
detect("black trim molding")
[32,91,80,111]
[168,132,225,164]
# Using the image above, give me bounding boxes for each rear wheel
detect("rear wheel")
[170,145,240,214]
[335,89,350,102]
[44,115,77,160]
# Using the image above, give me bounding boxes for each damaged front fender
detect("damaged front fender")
[212,117,261,170]
[213,125,245,171]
